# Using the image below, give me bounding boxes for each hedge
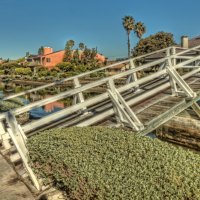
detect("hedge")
[15,67,32,76]
[28,127,200,200]
[0,98,24,112]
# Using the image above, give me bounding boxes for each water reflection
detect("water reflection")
[0,81,66,119]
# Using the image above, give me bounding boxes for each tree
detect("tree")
[134,22,146,40]
[73,49,80,65]
[79,42,85,51]
[122,16,135,58]
[38,46,44,55]
[66,40,75,50]
[63,40,75,62]
[82,47,97,67]
[133,32,176,57]
[26,52,30,57]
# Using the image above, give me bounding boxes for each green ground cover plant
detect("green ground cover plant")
[0,98,24,112]
[28,127,200,200]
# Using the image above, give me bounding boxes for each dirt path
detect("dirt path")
[0,154,35,200]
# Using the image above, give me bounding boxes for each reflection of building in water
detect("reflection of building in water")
[44,95,64,112]
[45,101,64,112]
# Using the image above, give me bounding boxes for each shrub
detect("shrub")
[0,98,24,112]
[15,67,32,76]
[28,127,200,200]
[0,69,4,75]
[56,62,74,72]
[0,62,19,69]
[37,68,50,77]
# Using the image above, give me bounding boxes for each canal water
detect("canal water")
[0,81,69,119]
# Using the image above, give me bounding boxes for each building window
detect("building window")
[46,58,51,62]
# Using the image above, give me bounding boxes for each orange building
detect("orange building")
[44,101,65,112]
[27,47,106,69]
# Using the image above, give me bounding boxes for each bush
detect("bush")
[37,67,50,77]
[0,70,4,75]
[0,98,24,112]
[15,67,32,76]
[56,62,74,72]
[28,127,200,200]
[0,62,19,70]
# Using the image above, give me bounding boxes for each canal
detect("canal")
[0,80,71,119]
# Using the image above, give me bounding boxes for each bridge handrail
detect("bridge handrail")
[1,49,200,121]
[0,56,172,119]
[3,46,174,100]
[3,44,200,101]
[22,67,200,133]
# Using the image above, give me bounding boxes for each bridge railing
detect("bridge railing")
[3,44,200,102]
[2,46,176,101]
[1,44,200,190]
[1,45,200,123]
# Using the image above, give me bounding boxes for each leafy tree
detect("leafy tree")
[16,57,25,63]
[82,47,97,66]
[122,16,135,58]
[38,46,44,55]
[133,31,176,57]
[66,40,75,50]
[79,42,85,50]
[134,21,146,40]
[63,40,75,62]
[26,52,30,57]
[73,49,80,65]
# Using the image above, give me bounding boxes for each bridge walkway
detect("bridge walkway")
[0,153,35,200]
[1,45,200,190]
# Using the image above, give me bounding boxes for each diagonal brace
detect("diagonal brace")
[6,111,40,190]
[166,65,196,98]
[191,102,200,118]
[107,79,144,131]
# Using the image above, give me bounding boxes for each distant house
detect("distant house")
[26,47,106,69]
[0,58,3,64]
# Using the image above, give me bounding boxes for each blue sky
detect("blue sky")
[1,0,200,60]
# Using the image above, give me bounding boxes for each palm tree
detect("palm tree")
[122,16,135,58]
[134,22,146,40]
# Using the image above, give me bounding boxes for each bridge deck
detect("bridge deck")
[22,75,200,136]
[0,154,34,200]
[2,45,200,190]
[74,76,199,129]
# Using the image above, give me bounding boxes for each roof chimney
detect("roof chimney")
[43,47,53,55]
[181,36,189,48]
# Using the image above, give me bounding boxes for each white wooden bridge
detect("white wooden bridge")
[1,45,200,190]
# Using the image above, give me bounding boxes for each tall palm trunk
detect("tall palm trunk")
[128,33,130,58]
